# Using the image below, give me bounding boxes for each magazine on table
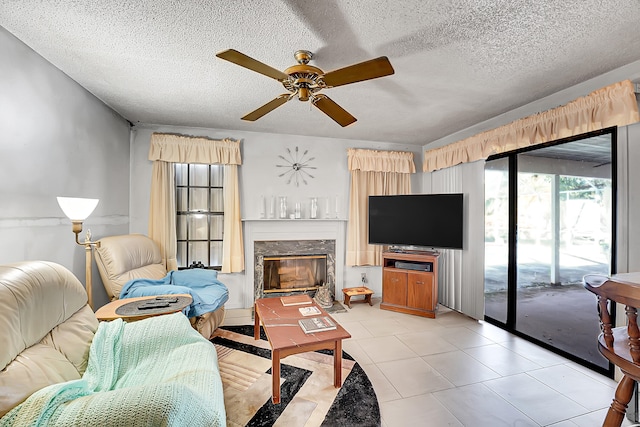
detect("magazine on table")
[280,295,312,306]
[298,316,337,333]
[298,306,321,316]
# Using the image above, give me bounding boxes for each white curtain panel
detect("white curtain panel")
[428,161,485,320]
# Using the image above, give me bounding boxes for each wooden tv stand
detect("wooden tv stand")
[380,251,439,318]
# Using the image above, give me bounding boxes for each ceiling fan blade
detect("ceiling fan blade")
[322,56,394,88]
[216,49,289,81]
[312,94,357,127]
[242,94,292,121]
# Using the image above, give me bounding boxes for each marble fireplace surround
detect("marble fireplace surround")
[254,240,335,301]
[242,219,347,307]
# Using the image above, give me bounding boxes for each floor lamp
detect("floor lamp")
[57,197,100,310]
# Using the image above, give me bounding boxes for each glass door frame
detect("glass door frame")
[484,126,617,377]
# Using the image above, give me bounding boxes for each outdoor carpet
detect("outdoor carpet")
[211,325,380,427]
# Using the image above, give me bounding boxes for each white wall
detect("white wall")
[0,27,131,308]
[129,124,424,308]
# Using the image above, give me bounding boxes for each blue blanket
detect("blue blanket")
[119,269,228,318]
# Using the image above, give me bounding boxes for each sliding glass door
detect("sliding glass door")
[484,128,615,373]
[484,157,509,324]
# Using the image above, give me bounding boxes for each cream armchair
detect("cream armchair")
[94,234,225,339]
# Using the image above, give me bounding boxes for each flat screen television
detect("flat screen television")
[368,193,464,250]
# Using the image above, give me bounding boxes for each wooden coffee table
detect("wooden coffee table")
[254,295,351,404]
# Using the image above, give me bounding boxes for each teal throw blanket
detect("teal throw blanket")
[0,313,225,426]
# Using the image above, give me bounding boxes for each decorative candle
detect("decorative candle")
[279,196,287,219]
[260,195,266,218]
[335,195,339,218]
[269,195,275,218]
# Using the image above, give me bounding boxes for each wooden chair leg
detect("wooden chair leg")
[604,375,636,427]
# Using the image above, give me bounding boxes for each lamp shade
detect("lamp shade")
[57,197,99,221]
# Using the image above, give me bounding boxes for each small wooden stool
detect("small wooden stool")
[342,287,374,309]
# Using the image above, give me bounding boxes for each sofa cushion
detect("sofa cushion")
[95,234,167,299]
[0,262,97,417]
[0,261,92,371]
[0,335,82,417]
[40,305,99,375]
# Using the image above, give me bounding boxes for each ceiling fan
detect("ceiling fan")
[216,49,395,127]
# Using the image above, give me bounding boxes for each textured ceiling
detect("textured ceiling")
[2,0,640,146]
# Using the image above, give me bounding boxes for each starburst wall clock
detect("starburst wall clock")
[276,146,316,186]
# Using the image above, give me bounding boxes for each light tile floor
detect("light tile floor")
[223,299,634,427]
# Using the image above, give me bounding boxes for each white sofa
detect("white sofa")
[0,260,225,426]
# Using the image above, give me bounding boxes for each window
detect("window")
[175,164,224,269]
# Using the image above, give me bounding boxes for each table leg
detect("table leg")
[254,303,260,340]
[344,294,351,308]
[366,294,373,306]
[334,340,342,388]
[272,349,281,404]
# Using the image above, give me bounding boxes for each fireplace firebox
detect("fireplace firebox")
[254,239,335,300]
[263,255,327,292]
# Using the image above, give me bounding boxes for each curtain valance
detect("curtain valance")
[423,80,640,172]
[149,133,242,165]
[348,148,416,173]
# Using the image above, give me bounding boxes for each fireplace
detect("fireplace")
[263,255,327,292]
[242,219,346,308]
[254,239,335,300]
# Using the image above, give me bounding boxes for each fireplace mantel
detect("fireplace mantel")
[242,219,347,307]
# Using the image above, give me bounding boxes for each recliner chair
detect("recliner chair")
[94,234,225,339]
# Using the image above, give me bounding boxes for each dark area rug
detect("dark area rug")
[211,325,380,427]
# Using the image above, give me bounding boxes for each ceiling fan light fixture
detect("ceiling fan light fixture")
[294,50,313,65]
